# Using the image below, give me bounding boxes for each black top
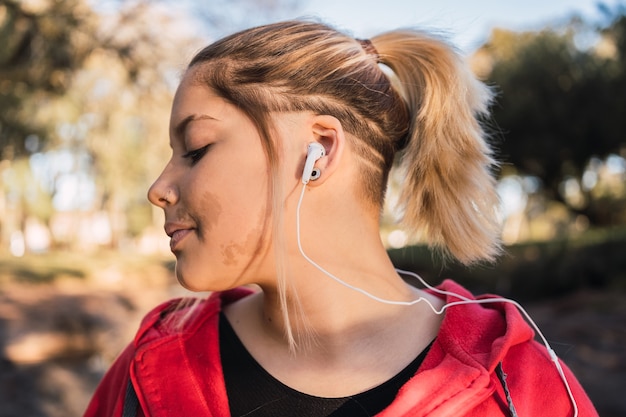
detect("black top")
[219,312,433,417]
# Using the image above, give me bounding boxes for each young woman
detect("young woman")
[84,20,597,417]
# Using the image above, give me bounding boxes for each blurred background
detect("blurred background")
[1,0,625,415]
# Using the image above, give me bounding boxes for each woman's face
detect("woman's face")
[148,70,273,291]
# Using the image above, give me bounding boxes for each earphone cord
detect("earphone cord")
[296,184,578,416]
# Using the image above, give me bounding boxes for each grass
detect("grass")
[0,250,173,285]
[389,226,626,301]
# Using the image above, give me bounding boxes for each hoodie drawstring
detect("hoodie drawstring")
[496,362,519,417]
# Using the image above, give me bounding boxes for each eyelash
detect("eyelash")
[182,144,210,165]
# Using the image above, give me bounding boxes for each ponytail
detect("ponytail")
[372,30,501,264]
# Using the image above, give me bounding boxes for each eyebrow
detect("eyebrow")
[173,114,218,139]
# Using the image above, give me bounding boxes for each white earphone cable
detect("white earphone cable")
[295,183,578,416]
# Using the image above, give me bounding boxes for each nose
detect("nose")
[147,162,179,208]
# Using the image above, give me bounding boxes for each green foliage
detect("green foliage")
[1,157,54,222]
[0,0,94,91]
[0,0,97,156]
[486,29,623,184]
[0,251,86,283]
[0,0,193,251]
[0,249,173,284]
[479,7,626,227]
[389,227,626,301]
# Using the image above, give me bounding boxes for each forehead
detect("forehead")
[170,70,229,128]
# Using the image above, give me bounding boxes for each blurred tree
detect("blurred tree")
[476,4,626,227]
[0,0,98,156]
[79,2,199,247]
[0,0,196,250]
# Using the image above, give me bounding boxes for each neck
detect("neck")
[225,173,444,351]
[255,184,429,346]
[221,231,444,397]
[256,246,437,351]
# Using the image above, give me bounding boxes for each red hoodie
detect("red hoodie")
[84,280,598,416]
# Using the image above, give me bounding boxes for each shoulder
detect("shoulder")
[424,279,544,377]
[430,280,598,416]
[431,279,535,351]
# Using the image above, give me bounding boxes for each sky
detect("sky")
[290,0,620,53]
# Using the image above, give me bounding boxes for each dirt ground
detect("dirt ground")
[0,269,624,417]
[525,290,626,416]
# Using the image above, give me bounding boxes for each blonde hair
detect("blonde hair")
[372,30,501,264]
[179,20,501,344]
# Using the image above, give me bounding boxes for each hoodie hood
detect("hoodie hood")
[377,279,536,416]
[429,279,535,371]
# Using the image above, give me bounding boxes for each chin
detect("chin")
[174,263,207,292]
[174,262,240,293]
[176,276,198,292]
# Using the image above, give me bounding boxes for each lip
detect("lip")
[165,222,195,252]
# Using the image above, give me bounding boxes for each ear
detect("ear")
[304,115,345,186]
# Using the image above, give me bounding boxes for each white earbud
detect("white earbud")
[301,143,325,184]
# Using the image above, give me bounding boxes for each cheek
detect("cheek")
[195,185,272,268]
[216,187,272,262]
[196,190,222,238]
[219,222,267,267]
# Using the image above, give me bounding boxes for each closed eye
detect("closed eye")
[182,144,211,165]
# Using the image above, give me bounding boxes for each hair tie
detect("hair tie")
[357,38,379,62]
